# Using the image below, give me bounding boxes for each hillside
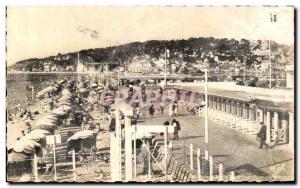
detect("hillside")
[8,37,293,81]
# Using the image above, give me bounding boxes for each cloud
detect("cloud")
[77,26,99,39]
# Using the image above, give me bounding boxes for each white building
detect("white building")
[286,64,294,88]
[128,58,152,73]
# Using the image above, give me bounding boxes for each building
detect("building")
[286,64,294,88]
[44,63,51,72]
[152,58,165,69]
[128,57,152,73]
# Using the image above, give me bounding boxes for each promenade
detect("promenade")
[141,108,294,181]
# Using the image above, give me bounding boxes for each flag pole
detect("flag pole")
[205,69,208,146]
[269,39,272,88]
[164,48,167,87]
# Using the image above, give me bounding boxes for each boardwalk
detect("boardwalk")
[140,108,294,181]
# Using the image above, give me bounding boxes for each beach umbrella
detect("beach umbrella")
[36,86,56,98]
[52,107,68,116]
[58,100,72,106]
[21,129,50,142]
[67,130,96,142]
[104,95,113,100]
[32,122,57,131]
[32,116,58,130]
[59,95,72,102]
[147,79,155,84]
[12,139,41,154]
[33,115,58,130]
[99,101,111,107]
[79,88,89,93]
[91,83,98,88]
[62,105,72,112]
[96,86,104,91]
[62,89,71,96]
[58,79,66,84]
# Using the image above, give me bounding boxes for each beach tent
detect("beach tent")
[67,130,97,153]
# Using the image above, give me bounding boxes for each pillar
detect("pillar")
[222,99,226,112]
[232,101,236,115]
[241,103,246,118]
[244,104,249,119]
[220,99,223,112]
[274,112,279,132]
[226,100,231,114]
[125,116,133,181]
[115,110,122,180]
[249,106,255,121]
[236,102,240,117]
[258,109,264,123]
[266,111,271,143]
[288,112,294,149]
[281,116,288,144]
[214,97,217,110]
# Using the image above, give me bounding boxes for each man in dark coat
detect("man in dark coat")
[257,122,268,149]
[149,102,155,118]
[172,119,181,140]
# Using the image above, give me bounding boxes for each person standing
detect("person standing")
[49,98,54,110]
[257,122,268,149]
[160,101,165,116]
[141,142,152,175]
[172,119,181,140]
[149,102,155,118]
[173,101,178,116]
[169,103,173,117]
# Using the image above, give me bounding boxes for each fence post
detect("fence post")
[218,164,223,181]
[197,148,201,181]
[209,156,213,181]
[133,126,137,179]
[230,171,235,182]
[190,144,193,170]
[31,86,35,101]
[164,126,168,181]
[148,143,151,178]
[184,142,188,164]
[53,137,57,181]
[34,153,38,182]
[72,149,76,181]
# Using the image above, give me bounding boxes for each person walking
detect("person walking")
[257,122,268,149]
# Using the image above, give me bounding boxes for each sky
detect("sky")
[6,6,294,65]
